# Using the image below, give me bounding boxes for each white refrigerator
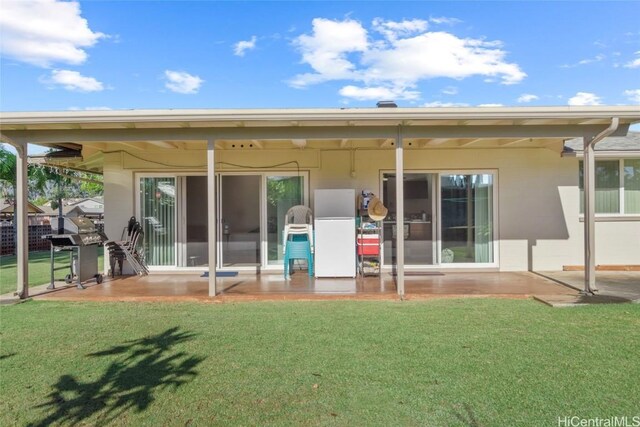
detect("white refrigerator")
[314,189,356,278]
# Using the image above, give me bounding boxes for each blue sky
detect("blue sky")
[1,0,639,112]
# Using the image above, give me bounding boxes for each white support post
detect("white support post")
[15,142,29,299]
[395,126,405,297]
[207,139,218,296]
[583,136,597,293]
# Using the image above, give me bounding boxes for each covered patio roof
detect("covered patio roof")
[1,105,639,299]
[1,106,639,173]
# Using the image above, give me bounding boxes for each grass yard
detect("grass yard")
[1,299,639,426]
[0,248,104,295]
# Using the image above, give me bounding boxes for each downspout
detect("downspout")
[582,117,619,295]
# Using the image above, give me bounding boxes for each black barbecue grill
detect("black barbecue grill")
[44,217,107,289]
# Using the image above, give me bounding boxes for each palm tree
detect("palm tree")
[0,146,56,244]
[1,145,103,228]
[0,146,24,246]
[0,145,18,209]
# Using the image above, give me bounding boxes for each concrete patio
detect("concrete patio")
[6,271,578,302]
[533,271,640,307]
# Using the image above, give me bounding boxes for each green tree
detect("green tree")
[0,146,18,197]
[0,146,50,243]
[79,173,103,196]
[1,145,103,213]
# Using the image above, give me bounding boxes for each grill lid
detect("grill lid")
[51,217,97,235]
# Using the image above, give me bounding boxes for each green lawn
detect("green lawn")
[0,248,104,295]
[1,299,638,426]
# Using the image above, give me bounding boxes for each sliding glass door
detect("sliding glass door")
[266,175,304,265]
[184,176,208,267]
[220,175,262,266]
[380,171,496,268]
[139,177,176,266]
[440,174,494,264]
[217,172,308,268]
[382,173,436,266]
[138,171,307,269]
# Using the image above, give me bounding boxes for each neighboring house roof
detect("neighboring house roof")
[38,205,71,215]
[38,202,104,216]
[0,199,44,214]
[67,196,104,207]
[563,131,640,154]
[67,205,103,216]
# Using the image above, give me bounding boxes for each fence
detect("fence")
[0,223,105,255]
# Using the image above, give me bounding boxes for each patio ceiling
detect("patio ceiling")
[2,106,639,174]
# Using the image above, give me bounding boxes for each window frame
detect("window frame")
[578,158,640,220]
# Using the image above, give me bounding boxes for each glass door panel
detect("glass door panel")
[382,173,435,266]
[266,176,303,265]
[185,176,208,266]
[220,175,261,266]
[440,174,494,263]
[140,177,176,266]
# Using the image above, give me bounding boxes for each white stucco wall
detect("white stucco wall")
[101,146,640,273]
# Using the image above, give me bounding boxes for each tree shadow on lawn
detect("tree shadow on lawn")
[31,327,205,427]
[451,403,482,427]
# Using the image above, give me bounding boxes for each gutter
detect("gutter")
[586,117,620,148]
[1,106,640,127]
[562,150,640,158]
[582,117,619,295]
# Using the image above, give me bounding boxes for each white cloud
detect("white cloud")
[42,69,104,92]
[361,31,525,86]
[422,101,470,107]
[0,0,105,67]
[290,18,526,100]
[517,93,539,103]
[290,18,368,88]
[441,86,458,95]
[233,36,257,57]
[560,54,605,68]
[372,18,428,41]
[624,58,640,68]
[623,89,640,104]
[624,51,640,68]
[339,85,419,101]
[568,92,602,106]
[164,70,203,94]
[429,16,463,25]
[477,103,503,107]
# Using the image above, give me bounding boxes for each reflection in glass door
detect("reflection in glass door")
[382,173,436,266]
[184,176,208,266]
[440,174,494,263]
[220,175,261,266]
[139,177,176,266]
[266,176,303,265]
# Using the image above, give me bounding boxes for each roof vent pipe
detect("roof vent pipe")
[376,101,397,108]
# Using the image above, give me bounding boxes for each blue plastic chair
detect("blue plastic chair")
[284,234,313,278]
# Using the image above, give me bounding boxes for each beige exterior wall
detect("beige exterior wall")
[102,146,640,272]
